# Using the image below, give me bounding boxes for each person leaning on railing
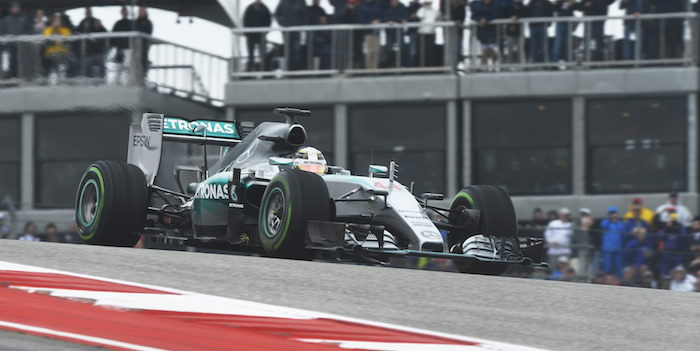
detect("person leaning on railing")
[497,0,526,65]
[574,0,614,61]
[470,0,499,66]
[243,0,272,71]
[381,0,409,68]
[1,1,33,79]
[524,0,554,64]
[42,14,74,77]
[416,0,441,66]
[552,0,577,63]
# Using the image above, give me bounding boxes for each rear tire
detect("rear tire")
[75,161,148,247]
[447,185,517,275]
[258,170,331,259]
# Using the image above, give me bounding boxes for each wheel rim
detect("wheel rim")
[265,188,286,238]
[78,179,99,227]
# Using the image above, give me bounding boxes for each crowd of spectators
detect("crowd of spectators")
[0,2,153,81]
[0,215,80,243]
[519,192,700,292]
[242,0,699,71]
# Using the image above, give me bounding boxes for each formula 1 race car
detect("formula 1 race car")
[75,108,545,275]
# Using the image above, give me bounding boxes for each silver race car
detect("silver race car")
[75,108,545,275]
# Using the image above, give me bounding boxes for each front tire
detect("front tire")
[75,161,148,247]
[258,170,331,259]
[448,185,517,275]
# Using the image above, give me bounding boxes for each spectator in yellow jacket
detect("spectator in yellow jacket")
[42,14,74,76]
[623,197,654,224]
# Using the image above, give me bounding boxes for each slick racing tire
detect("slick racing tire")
[447,185,516,275]
[75,161,148,247]
[258,169,331,259]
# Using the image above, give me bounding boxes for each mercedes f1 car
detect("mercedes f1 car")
[75,108,545,275]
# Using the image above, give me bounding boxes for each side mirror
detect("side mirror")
[269,157,293,166]
[368,189,389,197]
[186,182,199,195]
[368,165,388,177]
[421,193,444,201]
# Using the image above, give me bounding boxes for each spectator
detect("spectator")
[340,0,363,68]
[18,222,39,242]
[639,269,657,288]
[546,209,558,221]
[624,227,654,268]
[276,0,308,70]
[654,0,686,59]
[620,266,639,287]
[330,0,347,23]
[656,192,692,228]
[76,7,108,79]
[243,0,272,71]
[573,208,594,276]
[619,0,651,60]
[550,256,570,280]
[657,212,689,277]
[406,0,422,66]
[0,213,11,239]
[689,216,700,261]
[498,0,526,64]
[623,197,654,225]
[33,9,46,34]
[669,266,697,292]
[600,206,626,277]
[575,0,614,61]
[312,16,332,69]
[43,14,74,77]
[471,0,499,66]
[382,0,409,67]
[111,6,131,66]
[358,0,383,69]
[1,1,33,78]
[134,6,153,76]
[552,0,576,64]
[525,0,553,64]
[308,0,328,24]
[416,0,440,66]
[544,207,574,264]
[624,202,651,233]
[44,223,60,242]
[443,0,466,63]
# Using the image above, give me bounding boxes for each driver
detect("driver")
[293,147,327,175]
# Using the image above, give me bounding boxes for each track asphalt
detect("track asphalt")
[0,240,698,351]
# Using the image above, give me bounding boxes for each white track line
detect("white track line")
[0,321,165,351]
[0,260,546,351]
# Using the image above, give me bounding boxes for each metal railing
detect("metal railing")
[0,32,228,105]
[231,12,699,79]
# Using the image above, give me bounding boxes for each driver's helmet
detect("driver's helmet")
[293,147,327,175]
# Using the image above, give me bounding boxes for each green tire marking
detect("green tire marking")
[78,166,105,241]
[453,191,476,209]
[261,177,293,253]
[77,179,99,227]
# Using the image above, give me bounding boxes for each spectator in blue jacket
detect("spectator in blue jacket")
[471,0,500,65]
[525,0,554,63]
[600,206,627,277]
[619,0,651,60]
[657,212,689,276]
[358,0,383,69]
[552,0,576,63]
[624,227,654,268]
[382,0,409,67]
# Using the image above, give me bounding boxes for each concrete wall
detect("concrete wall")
[225,67,700,220]
[0,85,223,233]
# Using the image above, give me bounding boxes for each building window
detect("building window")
[587,97,687,194]
[0,115,21,205]
[236,106,335,163]
[35,112,129,208]
[349,104,446,194]
[473,100,572,195]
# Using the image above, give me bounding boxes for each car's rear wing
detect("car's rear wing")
[127,113,240,185]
